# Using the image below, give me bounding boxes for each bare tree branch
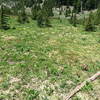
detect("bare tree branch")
[65,71,100,100]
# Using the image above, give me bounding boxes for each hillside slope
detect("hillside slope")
[0,18,100,100]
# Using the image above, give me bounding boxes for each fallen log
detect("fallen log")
[65,71,100,100]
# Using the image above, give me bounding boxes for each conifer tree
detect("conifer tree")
[36,0,53,27]
[18,0,29,24]
[31,3,41,20]
[85,11,95,31]
[65,7,71,17]
[95,4,100,25]
[69,10,77,27]
[37,9,50,27]
[43,0,54,17]
[73,13,77,27]
[0,4,10,30]
[37,10,43,27]
[73,0,81,13]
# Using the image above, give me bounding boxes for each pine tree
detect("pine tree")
[43,0,54,17]
[37,9,50,27]
[73,13,77,27]
[18,0,29,24]
[18,10,29,24]
[77,0,81,13]
[37,10,43,27]
[36,0,53,27]
[85,11,95,31]
[86,0,96,10]
[31,3,41,20]
[69,10,77,27]
[95,4,100,25]
[65,7,71,17]
[0,4,10,30]
[73,0,81,13]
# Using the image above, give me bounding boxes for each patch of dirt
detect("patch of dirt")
[48,50,59,58]
[2,35,17,41]
[0,77,3,83]
[48,39,58,45]
[9,77,21,84]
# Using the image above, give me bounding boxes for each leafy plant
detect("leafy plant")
[1,81,10,90]
[72,96,81,100]
[82,82,93,92]
[26,89,39,100]
[45,86,54,96]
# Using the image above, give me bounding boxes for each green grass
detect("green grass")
[0,17,100,100]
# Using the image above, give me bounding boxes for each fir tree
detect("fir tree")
[18,10,29,24]
[95,4,100,25]
[18,0,29,24]
[73,13,77,27]
[37,10,43,27]
[0,4,10,30]
[85,11,95,31]
[37,9,50,27]
[69,10,77,27]
[43,0,54,17]
[73,0,81,13]
[31,3,41,20]
[65,7,71,17]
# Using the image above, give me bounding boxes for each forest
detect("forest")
[0,0,100,30]
[0,0,100,100]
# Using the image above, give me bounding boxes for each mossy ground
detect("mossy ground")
[0,17,100,100]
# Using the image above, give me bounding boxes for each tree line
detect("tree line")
[0,0,100,31]
[1,0,99,10]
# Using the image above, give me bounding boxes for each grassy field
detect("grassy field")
[0,17,100,100]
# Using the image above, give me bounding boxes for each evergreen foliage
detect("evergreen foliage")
[37,9,50,27]
[0,4,10,30]
[0,0,100,28]
[31,3,41,20]
[65,7,71,17]
[36,0,54,27]
[43,0,54,17]
[85,11,95,31]
[86,0,97,10]
[17,0,29,24]
[69,10,77,27]
[73,0,81,13]
[95,4,100,25]
[18,10,29,24]
[72,13,77,27]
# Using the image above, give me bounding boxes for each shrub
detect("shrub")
[26,89,39,100]
[0,5,10,30]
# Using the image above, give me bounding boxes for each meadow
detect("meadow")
[0,17,100,100]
